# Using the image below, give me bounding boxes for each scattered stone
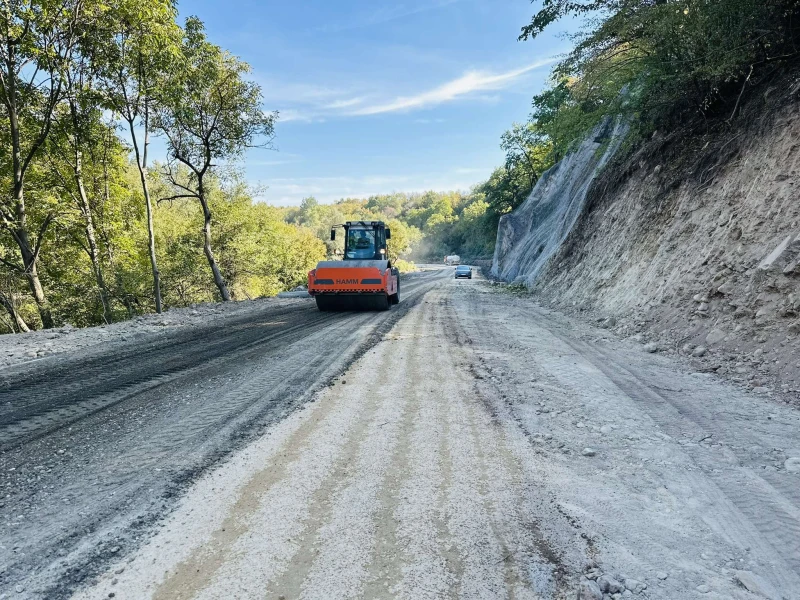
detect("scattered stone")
[717,281,735,295]
[785,457,800,473]
[582,448,597,457]
[578,579,603,600]
[624,578,646,594]
[600,317,616,329]
[759,235,797,271]
[656,571,669,581]
[705,329,726,345]
[696,584,711,593]
[692,346,708,357]
[600,425,614,435]
[584,568,601,580]
[109,546,120,554]
[597,575,624,594]
[734,570,780,599]
[643,343,659,353]
[755,306,773,320]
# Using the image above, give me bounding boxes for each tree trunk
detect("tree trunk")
[198,180,230,301]
[14,226,53,329]
[3,43,54,329]
[127,118,163,313]
[73,143,112,323]
[0,292,30,333]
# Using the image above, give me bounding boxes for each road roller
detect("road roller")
[308,221,400,311]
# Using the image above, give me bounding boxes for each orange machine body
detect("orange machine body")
[308,267,397,295]
[308,260,399,310]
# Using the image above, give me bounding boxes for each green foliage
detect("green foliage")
[0,3,318,333]
[285,189,503,262]
[500,122,553,185]
[155,176,324,304]
[393,259,417,273]
[156,17,276,171]
[522,0,800,151]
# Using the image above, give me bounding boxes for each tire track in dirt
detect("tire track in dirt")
[295,309,421,600]
[363,296,455,600]
[542,327,800,592]
[1,270,448,600]
[453,284,800,598]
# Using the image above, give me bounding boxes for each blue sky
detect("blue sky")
[179,0,578,205]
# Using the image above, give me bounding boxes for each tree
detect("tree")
[500,122,553,188]
[0,0,85,328]
[155,17,276,301]
[521,0,800,147]
[98,0,180,314]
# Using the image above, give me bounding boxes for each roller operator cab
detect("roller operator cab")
[307,221,400,311]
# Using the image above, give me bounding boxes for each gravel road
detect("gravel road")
[5,268,800,599]
[0,268,446,599]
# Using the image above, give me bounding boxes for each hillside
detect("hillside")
[493,74,800,398]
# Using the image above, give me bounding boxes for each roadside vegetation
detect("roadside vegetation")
[520,0,800,159]
[3,0,798,333]
[0,0,318,332]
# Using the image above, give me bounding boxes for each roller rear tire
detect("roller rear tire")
[315,294,390,311]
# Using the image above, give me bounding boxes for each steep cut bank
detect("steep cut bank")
[492,117,629,284]
[493,81,800,398]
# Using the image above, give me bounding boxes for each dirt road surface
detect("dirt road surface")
[4,267,800,599]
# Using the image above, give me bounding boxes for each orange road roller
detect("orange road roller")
[308,221,400,311]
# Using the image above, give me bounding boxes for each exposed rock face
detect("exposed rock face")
[491,92,800,395]
[492,117,629,284]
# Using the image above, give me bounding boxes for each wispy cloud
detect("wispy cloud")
[265,58,555,125]
[324,97,367,110]
[349,59,556,115]
[317,0,462,33]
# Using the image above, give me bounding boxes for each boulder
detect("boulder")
[759,234,800,272]
[734,570,780,600]
[597,575,624,594]
[578,579,603,600]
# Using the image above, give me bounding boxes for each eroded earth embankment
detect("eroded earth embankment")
[494,80,800,400]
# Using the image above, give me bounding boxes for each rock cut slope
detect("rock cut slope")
[492,79,800,396]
